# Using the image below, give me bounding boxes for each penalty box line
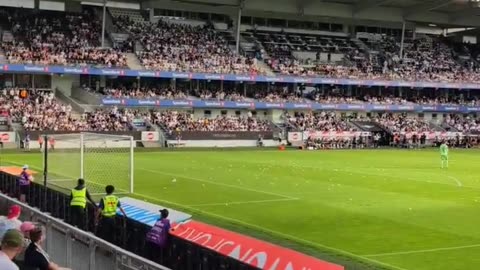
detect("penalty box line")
[138,168,299,200]
[363,243,480,257]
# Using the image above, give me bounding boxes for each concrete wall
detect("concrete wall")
[71,88,102,105]
[51,74,79,96]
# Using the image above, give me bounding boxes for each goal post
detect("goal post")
[42,133,134,195]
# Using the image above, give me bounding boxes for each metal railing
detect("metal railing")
[0,171,259,270]
[0,191,170,270]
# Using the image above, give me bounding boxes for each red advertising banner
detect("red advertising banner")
[171,220,344,270]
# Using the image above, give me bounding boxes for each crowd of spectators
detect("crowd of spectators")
[2,89,480,139]
[285,111,355,132]
[83,107,139,131]
[18,92,80,131]
[84,83,480,107]
[195,89,248,101]
[117,18,263,74]
[305,136,367,150]
[379,38,479,83]
[311,92,413,105]
[253,87,311,103]
[443,114,480,133]
[103,86,188,100]
[284,110,450,134]
[4,6,480,83]
[0,88,35,123]
[4,7,480,83]
[411,97,480,106]
[152,111,271,132]
[1,8,126,67]
[373,113,432,133]
[261,34,480,83]
[0,89,137,131]
[0,204,72,270]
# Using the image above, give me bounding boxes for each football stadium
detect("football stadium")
[0,0,480,270]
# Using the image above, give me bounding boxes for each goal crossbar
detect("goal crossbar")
[43,133,134,195]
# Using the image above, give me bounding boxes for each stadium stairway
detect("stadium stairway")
[441,122,458,132]
[351,37,371,53]
[0,53,6,64]
[126,53,144,70]
[428,121,446,132]
[135,40,144,52]
[257,60,276,76]
[70,87,102,106]
[55,89,88,114]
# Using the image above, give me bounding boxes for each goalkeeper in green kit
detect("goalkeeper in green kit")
[440,141,449,168]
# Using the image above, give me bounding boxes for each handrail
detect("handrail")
[0,192,171,270]
[0,170,260,270]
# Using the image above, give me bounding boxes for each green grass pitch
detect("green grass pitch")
[3,148,480,270]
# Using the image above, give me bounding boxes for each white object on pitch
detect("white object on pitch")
[172,178,177,183]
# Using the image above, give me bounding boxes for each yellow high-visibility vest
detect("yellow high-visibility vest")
[102,195,119,217]
[70,188,87,208]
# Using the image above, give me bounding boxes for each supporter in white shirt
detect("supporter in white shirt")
[0,205,22,240]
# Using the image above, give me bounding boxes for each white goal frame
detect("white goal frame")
[45,132,135,194]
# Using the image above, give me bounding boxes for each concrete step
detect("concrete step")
[134,41,144,52]
[257,60,275,76]
[126,52,143,70]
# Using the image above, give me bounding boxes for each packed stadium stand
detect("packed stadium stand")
[0,7,127,67]
[114,16,263,74]
[3,1,480,270]
[285,111,356,132]
[153,110,271,132]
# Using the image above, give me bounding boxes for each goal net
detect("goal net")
[43,133,134,195]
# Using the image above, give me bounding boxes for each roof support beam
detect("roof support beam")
[403,0,454,17]
[353,0,393,14]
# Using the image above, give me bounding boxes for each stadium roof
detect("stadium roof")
[141,0,480,27]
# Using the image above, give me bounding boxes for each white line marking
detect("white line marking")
[48,179,76,182]
[447,175,463,187]
[135,192,411,270]
[364,243,480,257]
[5,161,131,194]
[339,167,468,189]
[283,163,467,189]
[186,198,298,207]
[5,158,410,269]
[138,168,298,200]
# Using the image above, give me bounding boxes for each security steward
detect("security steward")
[96,185,127,243]
[69,178,96,230]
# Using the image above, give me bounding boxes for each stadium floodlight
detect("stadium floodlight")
[42,132,134,195]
